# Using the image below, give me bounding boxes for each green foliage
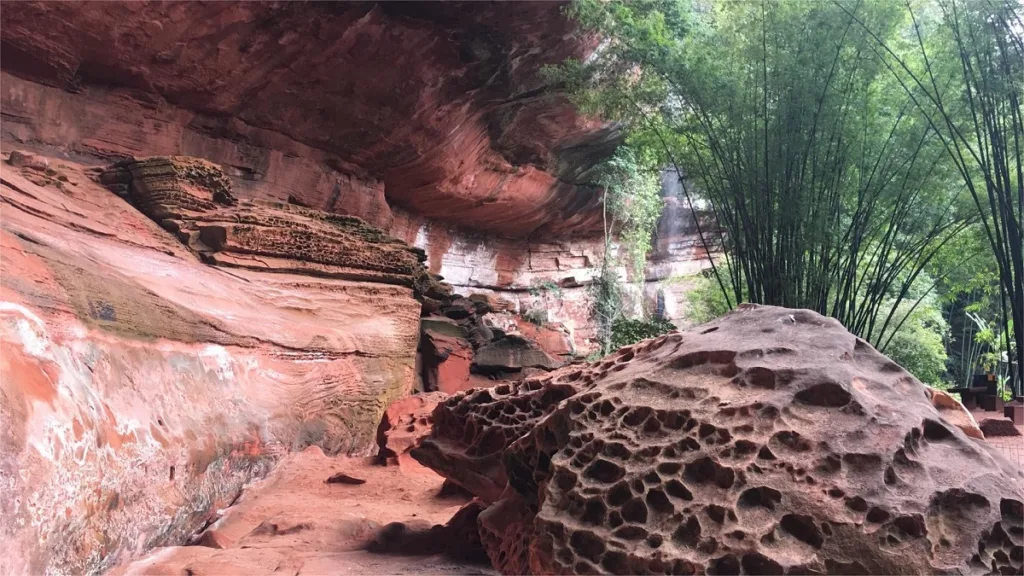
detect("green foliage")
[584,144,663,357]
[871,297,949,387]
[592,145,663,283]
[610,317,677,350]
[554,0,1010,384]
[590,264,624,356]
[528,280,563,299]
[684,271,735,326]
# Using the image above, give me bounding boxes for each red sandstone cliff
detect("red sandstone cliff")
[1,1,619,238]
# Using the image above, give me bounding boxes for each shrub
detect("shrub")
[611,317,677,350]
[684,270,735,325]
[876,301,949,387]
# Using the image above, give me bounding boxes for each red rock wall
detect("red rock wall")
[392,199,717,354]
[0,2,618,238]
[1,72,396,229]
[0,157,421,574]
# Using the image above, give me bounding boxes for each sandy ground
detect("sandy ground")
[112,447,494,575]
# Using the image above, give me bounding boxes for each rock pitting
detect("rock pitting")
[413,305,1024,575]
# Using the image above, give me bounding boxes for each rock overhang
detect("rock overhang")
[0,1,620,239]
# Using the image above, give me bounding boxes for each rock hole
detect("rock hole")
[665,479,694,501]
[705,504,727,524]
[922,419,953,441]
[601,550,629,575]
[622,407,652,427]
[794,381,852,407]
[771,430,812,452]
[605,511,623,530]
[684,457,735,489]
[612,525,647,540]
[657,462,682,475]
[672,516,702,547]
[607,482,632,507]
[582,499,606,525]
[645,489,674,514]
[733,440,758,456]
[780,514,823,549]
[738,486,782,510]
[893,514,927,538]
[621,498,648,523]
[569,530,605,562]
[845,496,868,512]
[707,555,740,575]
[584,459,625,483]
[741,552,784,575]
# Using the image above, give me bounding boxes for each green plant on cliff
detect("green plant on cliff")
[593,146,663,284]
[588,145,663,356]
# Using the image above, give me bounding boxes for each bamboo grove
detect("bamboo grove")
[554,0,1022,394]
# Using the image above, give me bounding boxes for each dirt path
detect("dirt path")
[113,447,494,575]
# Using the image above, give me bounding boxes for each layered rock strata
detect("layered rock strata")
[99,156,448,298]
[0,153,433,574]
[413,305,1024,575]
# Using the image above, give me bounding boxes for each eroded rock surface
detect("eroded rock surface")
[377,392,449,471]
[100,156,449,298]
[0,153,434,574]
[413,305,1024,575]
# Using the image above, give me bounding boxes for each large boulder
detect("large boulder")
[413,305,1024,575]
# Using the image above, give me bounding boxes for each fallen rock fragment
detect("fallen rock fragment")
[927,386,985,439]
[980,417,1023,437]
[6,150,49,170]
[413,304,1024,575]
[366,501,489,564]
[472,335,563,374]
[325,472,366,486]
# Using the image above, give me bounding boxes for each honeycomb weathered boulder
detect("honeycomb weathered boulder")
[413,304,1024,575]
